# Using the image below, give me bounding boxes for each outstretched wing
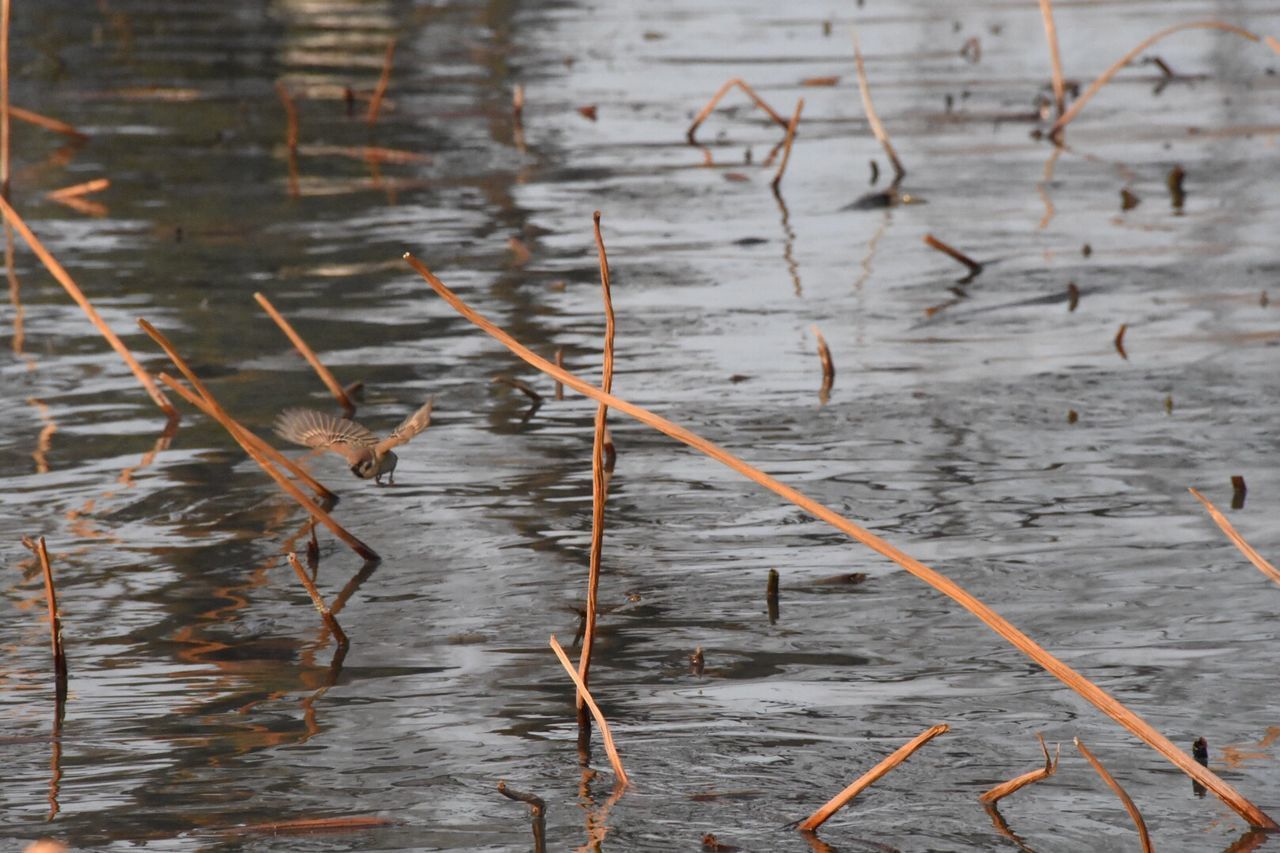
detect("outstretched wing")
[275,408,378,466]
[376,398,434,454]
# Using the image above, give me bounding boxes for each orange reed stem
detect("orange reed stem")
[254,292,356,417]
[551,634,628,786]
[798,724,948,831]
[0,195,177,418]
[403,251,1278,830]
[577,211,615,707]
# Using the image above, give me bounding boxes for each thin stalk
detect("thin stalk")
[366,38,396,125]
[578,210,615,707]
[1,0,9,198]
[1189,487,1280,586]
[687,78,790,144]
[1076,738,1154,853]
[1050,21,1273,137]
[287,552,348,648]
[851,29,905,182]
[0,195,177,418]
[254,292,356,417]
[771,98,804,191]
[550,634,628,786]
[9,105,87,140]
[798,724,948,831]
[980,734,1060,804]
[22,536,67,704]
[403,251,1278,830]
[1037,0,1066,117]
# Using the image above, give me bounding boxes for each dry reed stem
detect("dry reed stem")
[577,210,616,707]
[686,77,790,144]
[366,38,396,125]
[0,195,177,418]
[159,371,376,561]
[1075,737,1154,853]
[492,374,543,404]
[254,292,356,417]
[554,348,565,400]
[21,536,67,702]
[812,324,834,404]
[1,0,9,198]
[550,634,628,786]
[980,734,1060,804]
[797,724,948,832]
[5,222,21,354]
[403,251,1279,829]
[45,179,110,201]
[287,552,348,648]
[219,816,395,836]
[923,233,983,280]
[512,84,526,152]
[851,30,905,183]
[47,195,106,218]
[9,106,86,141]
[1189,487,1280,586]
[1050,21,1274,137]
[1114,323,1128,360]
[771,98,803,191]
[276,82,299,150]
[156,373,333,501]
[1037,0,1066,117]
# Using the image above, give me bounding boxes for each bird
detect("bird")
[274,399,434,485]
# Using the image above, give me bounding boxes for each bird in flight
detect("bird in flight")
[274,399,434,485]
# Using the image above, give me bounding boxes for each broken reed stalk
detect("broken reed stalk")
[1114,323,1128,359]
[1036,0,1066,118]
[254,292,356,417]
[0,195,178,419]
[577,210,616,708]
[287,552,348,648]
[403,251,1279,830]
[158,372,376,562]
[1075,738,1154,853]
[498,781,547,853]
[812,324,834,404]
[923,234,983,280]
[21,536,67,703]
[979,734,1060,804]
[771,99,803,191]
[218,816,396,836]
[1189,487,1280,587]
[554,348,565,400]
[492,374,543,404]
[276,82,300,197]
[9,106,86,141]
[156,373,333,501]
[549,634,629,786]
[686,77,790,144]
[45,179,110,201]
[1,0,9,198]
[798,724,948,832]
[851,30,905,183]
[1050,21,1275,137]
[366,38,396,125]
[276,82,299,150]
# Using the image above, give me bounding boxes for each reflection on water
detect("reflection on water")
[2,0,1280,850]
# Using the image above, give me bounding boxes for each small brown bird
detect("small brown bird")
[274,400,434,485]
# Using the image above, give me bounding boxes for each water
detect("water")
[2,0,1279,849]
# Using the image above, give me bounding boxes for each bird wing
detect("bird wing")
[376,398,434,454]
[275,408,378,466]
